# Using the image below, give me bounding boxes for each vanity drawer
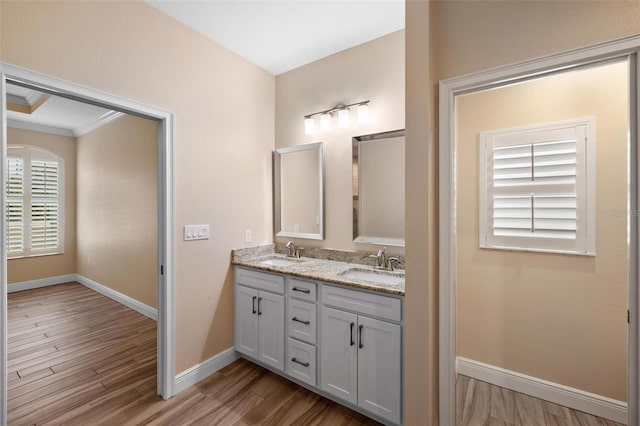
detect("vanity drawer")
[288,299,317,344]
[321,284,402,322]
[287,278,317,302]
[235,267,285,294]
[287,338,317,387]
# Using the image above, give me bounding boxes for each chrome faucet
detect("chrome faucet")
[368,247,387,269]
[285,241,296,257]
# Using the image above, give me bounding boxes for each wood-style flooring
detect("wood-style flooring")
[8,282,379,425]
[456,375,625,426]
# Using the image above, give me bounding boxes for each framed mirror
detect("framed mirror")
[274,142,324,240]
[353,129,405,246]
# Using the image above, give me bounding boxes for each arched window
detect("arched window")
[6,145,65,258]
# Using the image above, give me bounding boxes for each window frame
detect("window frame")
[6,144,65,259]
[478,117,596,256]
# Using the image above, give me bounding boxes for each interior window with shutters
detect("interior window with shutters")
[478,117,595,255]
[6,145,64,259]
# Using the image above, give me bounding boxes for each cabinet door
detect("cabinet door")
[234,285,259,358]
[357,316,402,424]
[258,291,285,371]
[320,306,358,405]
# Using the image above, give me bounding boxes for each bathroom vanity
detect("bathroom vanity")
[232,247,404,426]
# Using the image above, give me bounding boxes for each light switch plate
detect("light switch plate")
[184,224,210,241]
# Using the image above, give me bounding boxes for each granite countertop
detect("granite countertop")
[231,245,405,296]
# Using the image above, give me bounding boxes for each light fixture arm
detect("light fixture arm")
[303,100,369,119]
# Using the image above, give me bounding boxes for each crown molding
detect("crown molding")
[73,110,124,137]
[7,119,75,138]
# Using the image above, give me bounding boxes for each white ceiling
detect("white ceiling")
[6,84,122,138]
[146,0,405,75]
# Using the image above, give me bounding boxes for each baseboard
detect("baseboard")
[7,274,77,293]
[174,348,239,395]
[75,274,158,321]
[456,357,628,424]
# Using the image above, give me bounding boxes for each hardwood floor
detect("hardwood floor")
[456,375,625,426]
[8,283,379,425]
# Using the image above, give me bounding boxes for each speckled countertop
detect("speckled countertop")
[231,245,405,296]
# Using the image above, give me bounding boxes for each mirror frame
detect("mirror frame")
[352,129,405,247]
[273,142,324,240]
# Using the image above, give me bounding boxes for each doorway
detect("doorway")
[439,36,640,425]
[0,62,175,425]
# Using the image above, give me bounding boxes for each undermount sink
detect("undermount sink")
[259,256,304,267]
[339,268,404,286]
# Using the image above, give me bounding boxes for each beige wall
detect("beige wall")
[405,0,640,422]
[456,62,629,400]
[0,0,275,372]
[275,30,405,254]
[76,114,158,308]
[7,128,77,284]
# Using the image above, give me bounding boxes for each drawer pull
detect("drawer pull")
[350,322,355,346]
[359,324,364,349]
[291,357,310,367]
[292,286,311,294]
[292,317,310,325]
[252,296,257,314]
[258,297,262,316]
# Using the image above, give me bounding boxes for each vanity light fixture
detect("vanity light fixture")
[304,117,315,135]
[357,103,369,124]
[303,100,369,135]
[320,113,331,131]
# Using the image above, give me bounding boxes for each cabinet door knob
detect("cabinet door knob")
[252,296,257,314]
[291,357,310,367]
[350,322,355,346]
[292,317,310,325]
[359,324,364,349]
[257,297,262,315]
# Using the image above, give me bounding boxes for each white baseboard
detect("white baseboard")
[174,348,239,395]
[75,274,158,321]
[457,357,627,424]
[7,274,77,293]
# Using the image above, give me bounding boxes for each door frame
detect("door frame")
[0,62,175,425]
[439,35,640,425]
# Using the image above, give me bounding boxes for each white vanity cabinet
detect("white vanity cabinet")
[234,268,285,372]
[320,286,402,425]
[234,265,403,425]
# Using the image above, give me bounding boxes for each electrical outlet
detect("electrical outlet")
[184,224,210,241]
[245,229,252,243]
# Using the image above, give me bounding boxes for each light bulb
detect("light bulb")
[357,104,369,124]
[320,113,331,131]
[304,117,315,135]
[338,109,349,128]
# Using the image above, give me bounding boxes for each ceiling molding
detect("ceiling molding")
[7,119,75,138]
[8,110,124,138]
[73,110,124,137]
[6,93,29,106]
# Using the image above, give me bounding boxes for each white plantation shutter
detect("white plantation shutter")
[6,156,25,255]
[30,160,60,252]
[6,146,64,258]
[479,118,595,255]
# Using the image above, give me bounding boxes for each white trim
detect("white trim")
[0,75,8,426]
[174,348,239,394]
[7,274,76,293]
[75,274,158,321]
[0,61,175,420]
[457,357,628,424]
[7,118,75,138]
[439,34,640,426]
